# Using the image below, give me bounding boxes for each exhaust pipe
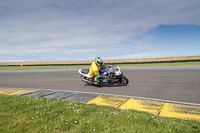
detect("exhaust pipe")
[82,78,92,84]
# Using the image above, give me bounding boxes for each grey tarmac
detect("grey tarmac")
[0,66,200,104]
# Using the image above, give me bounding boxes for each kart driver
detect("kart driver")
[89,57,108,85]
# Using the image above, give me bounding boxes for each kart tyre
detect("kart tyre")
[119,76,129,86]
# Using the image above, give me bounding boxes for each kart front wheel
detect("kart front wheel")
[119,76,129,86]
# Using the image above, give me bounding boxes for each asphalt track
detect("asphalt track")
[0,65,200,104]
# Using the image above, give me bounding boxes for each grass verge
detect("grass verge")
[0,62,200,70]
[0,65,90,70]
[0,95,200,133]
[117,61,200,67]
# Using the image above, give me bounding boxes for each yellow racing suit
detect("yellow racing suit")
[89,62,100,78]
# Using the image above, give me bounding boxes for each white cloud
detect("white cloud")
[0,0,200,62]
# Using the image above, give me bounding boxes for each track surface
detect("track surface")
[0,66,200,104]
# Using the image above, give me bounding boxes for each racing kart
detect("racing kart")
[78,64,129,86]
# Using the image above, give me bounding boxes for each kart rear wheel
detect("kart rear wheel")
[119,76,129,86]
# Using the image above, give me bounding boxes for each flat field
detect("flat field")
[0,62,199,70]
[0,56,200,66]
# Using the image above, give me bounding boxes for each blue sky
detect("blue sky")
[0,0,200,62]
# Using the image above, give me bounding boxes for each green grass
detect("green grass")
[0,95,199,133]
[0,62,200,70]
[0,65,91,70]
[117,61,200,67]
